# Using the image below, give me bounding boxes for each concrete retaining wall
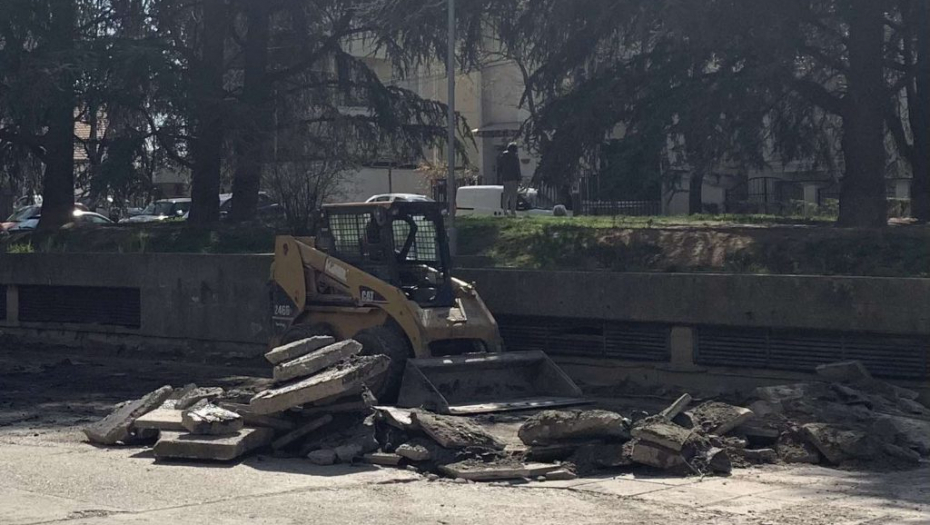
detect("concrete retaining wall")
[0,255,926,395]
[0,253,274,349]
[2,255,927,342]
[455,269,930,335]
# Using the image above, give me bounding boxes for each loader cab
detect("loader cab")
[317,202,455,307]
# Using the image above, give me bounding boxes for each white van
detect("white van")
[456,185,560,217]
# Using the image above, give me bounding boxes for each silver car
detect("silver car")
[119,199,191,224]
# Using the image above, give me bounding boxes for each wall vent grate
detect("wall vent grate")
[696,325,928,380]
[19,285,141,329]
[496,315,670,362]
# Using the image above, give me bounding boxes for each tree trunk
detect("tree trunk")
[37,0,76,231]
[188,0,228,226]
[688,171,705,215]
[229,2,271,222]
[909,1,929,223]
[837,0,887,228]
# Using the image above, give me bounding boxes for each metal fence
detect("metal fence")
[581,200,661,216]
[726,177,804,214]
[817,184,841,206]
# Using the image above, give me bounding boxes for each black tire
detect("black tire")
[353,326,411,403]
[280,322,336,346]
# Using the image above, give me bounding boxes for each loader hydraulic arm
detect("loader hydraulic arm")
[274,235,427,351]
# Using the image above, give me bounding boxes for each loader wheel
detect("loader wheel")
[280,323,336,346]
[353,326,411,403]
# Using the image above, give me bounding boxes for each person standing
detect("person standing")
[497,142,522,217]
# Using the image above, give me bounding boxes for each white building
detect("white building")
[343,43,911,215]
[338,42,537,203]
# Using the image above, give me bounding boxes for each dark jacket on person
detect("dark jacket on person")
[497,150,522,182]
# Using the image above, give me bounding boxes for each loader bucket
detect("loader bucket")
[396,351,587,415]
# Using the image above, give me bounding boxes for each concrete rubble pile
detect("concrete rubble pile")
[83,356,929,482]
[524,362,930,477]
[85,336,391,462]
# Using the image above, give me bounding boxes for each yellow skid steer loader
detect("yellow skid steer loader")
[269,201,583,414]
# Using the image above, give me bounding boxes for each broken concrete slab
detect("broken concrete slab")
[630,441,684,470]
[271,414,333,450]
[133,409,185,432]
[883,442,921,463]
[216,388,260,405]
[692,446,732,474]
[412,410,504,450]
[831,383,880,409]
[153,427,273,461]
[659,394,692,421]
[175,387,225,410]
[265,336,337,365]
[402,437,459,467]
[273,340,363,383]
[776,434,821,464]
[307,387,367,409]
[396,442,431,462]
[690,402,754,435]
[363,452,403,466]
[886,383,920,401]
[897,398,930,416]
[307,449,337,465]
[374,406,415,430]
[542,469,577,481]
[217,402,296,431]
[801,423,877,464]
[181,402,244,436]
[334,444,363,463]
[752,383,831,407]
[162,383,198,409]
[631,418,692,452]
[871,415,930,456]
[816,361,872,383]
[439,461,561,482]
[301,400,370,416]
[739,448,778,464]
[250,356,389,415]
[517,409,631,446]
[748,400,783,418]
[734,417,782,443]
[84,386,173,446]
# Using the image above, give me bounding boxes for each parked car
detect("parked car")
[7,209,114,232]
[12,194,42,211]
[174,192,284,223]
[120,198,191,224]
[218,191,282,219]
[366,193,435,203]
[455,186,558,217]
[2,203,90,232]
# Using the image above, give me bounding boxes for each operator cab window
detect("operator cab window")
[391,215,439,264]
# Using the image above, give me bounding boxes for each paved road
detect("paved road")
[1,347,928,524]
[2,425,928,524]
